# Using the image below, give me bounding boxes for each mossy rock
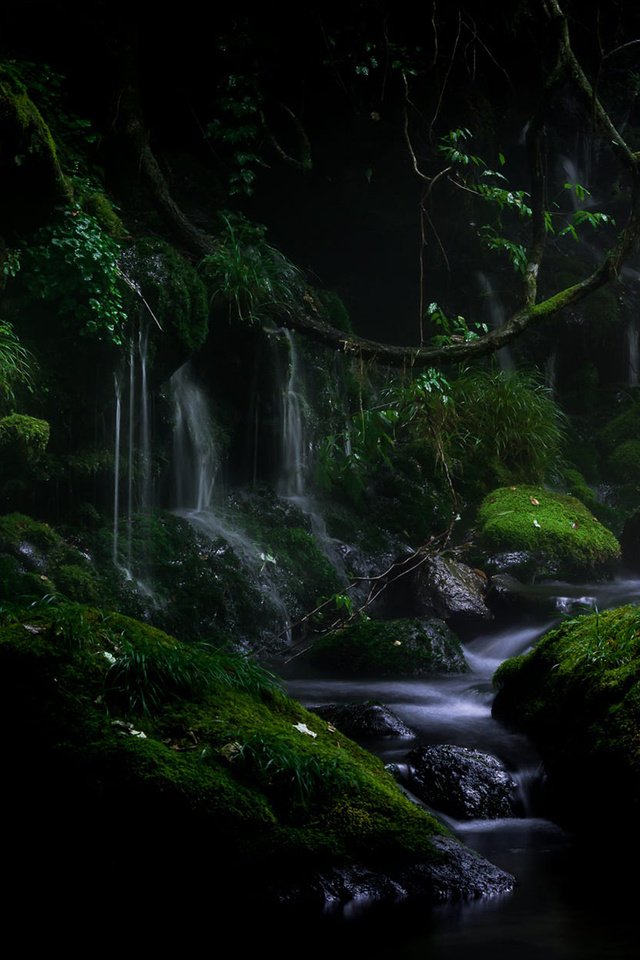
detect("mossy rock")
[608,440,640,484]
[121,236,209,365]
[493,605,640,827]
[309,617,468,677]
[0,512,103,603]
[0,413,50,465]
[0,602,458,900]
[477,486,620,579]
[82,191,126,238]
[599,402,640,453]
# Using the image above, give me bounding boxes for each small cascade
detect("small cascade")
[628,319,639,386]
[513,764,545,817]
[111,322,155,594]
[477,273,515,373]
[170,363,219,511]
[545,349,558,395]
[138,324,152,513]
[170,363,294,644]
[279,329,308,498]
[112,372,122,565]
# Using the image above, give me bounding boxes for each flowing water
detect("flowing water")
[476,273,515,374]
[284,575,640,957]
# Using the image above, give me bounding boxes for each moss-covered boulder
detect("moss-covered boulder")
[0,512,102,602]
[477,486,620,579]
[309,618,468,677]
[0,602,512,908]
[608,439,640,484]
[493,605,640,828]
[0,413,49,464]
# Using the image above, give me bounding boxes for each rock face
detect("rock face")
[407,744,518,820]
[375,553,492,627]
[311,701,416,739]
[309,617,468,677]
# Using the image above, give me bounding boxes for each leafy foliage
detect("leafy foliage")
[22,204,127,344]
[318,368,565,507]
[439,128,614,275]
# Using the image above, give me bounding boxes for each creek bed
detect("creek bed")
[282,576,640,958]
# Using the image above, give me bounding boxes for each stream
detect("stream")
[283,575,640,958]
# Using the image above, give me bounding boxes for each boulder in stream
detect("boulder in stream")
[407,744,519,820]
[308,617,468,677]
[374,553,492,628]
[476,485,620,580]
[311,701,416,739]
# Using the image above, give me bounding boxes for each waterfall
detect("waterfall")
[476,273,515,373]
[628,320,639,386]
[279,329,308,497]
[138,324,152,513]
[113,373,122,565]
[545,349,558,395]
[170,362,295,644]
[111,322,154,591]
[170,363,219,511]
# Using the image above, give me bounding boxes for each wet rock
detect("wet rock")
[482,551,540,580]
[375,552,492,627]
[487,574,596,616]
[621,508,640,571]
[407,744,518,819]
[311,701,416,739]
[275,839,515,912]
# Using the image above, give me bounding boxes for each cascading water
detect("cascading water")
[113,372,122,566]
[275,329,348,578]
[170,362,293,644]
[477,272,515,373]
[170,363,219,511]
[286,574,640,954]
[545,348,558,395]
[278,328,307,498]
[111,322,154,594]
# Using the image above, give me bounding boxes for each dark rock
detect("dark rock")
[487,574,596,616]
[311,701,416,739]
[621,508,640,571]
[276,838,515,913]
[407,744,518,819]
[481,550,540,580]
[375,552,492,627]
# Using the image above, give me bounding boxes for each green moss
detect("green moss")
[0,414,49,463]
[309,617,468,677]
[227,490,342,618]
[0,603,446,885]
[82,191,126,238]
[477,485,620,577]
[124,237,209,353]
[599,402,640,452]
[609,440,640,484]
[493,604,640,823]
[0,64,69,206]
[0,512,104,604]
[54,564,101,603]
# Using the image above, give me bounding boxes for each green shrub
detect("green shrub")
[609,440,640,484]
